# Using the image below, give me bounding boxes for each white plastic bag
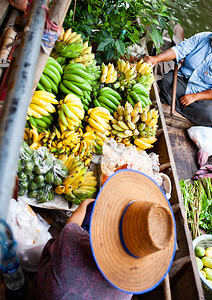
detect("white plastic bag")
[7,198,52,272]
[187,126,212,156]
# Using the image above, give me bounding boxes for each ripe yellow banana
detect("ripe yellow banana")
[88,118,105,133]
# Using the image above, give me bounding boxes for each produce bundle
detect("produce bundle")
[100,62,117,84]
[111,101,158,150]
[180,178,212,239]
[195,245,212,285]
[37,57,63,93]
[55,153,97,204]
[27,91,59,132]
[18,142,69,203]
[193,149,212,179]
[71,40,95,66]
[126,83,152,108]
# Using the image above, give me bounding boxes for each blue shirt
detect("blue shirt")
[172,32,212,94]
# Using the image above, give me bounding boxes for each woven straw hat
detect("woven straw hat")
[90,170,176,294]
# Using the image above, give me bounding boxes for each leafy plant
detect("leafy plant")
[63,0,178,63]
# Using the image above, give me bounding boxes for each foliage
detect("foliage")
[180,178,212,240]
[63,0,178,64]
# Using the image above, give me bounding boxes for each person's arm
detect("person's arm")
[179,89,212,107]
[66,198,95,227]
[144,49,176,67]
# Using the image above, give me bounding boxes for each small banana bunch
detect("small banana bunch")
[116,59,137,91]
[52,28,83,59]
[126,83,151,108]
[94,87,122,114]
[136,59,155,90]
[24,126,45,150]
[37,57,63,94]
[58,94,85,132]
[111,102,142,146]
[73,131,97,166]
[86,61,101,81]
[71,41,95,66]
[59,62,94,111]
[86,107,112,148]
[27,91,59,132]
[55,154,98,204]
[134,108,159,151]
[100,62,117,84]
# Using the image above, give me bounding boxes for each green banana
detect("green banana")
[45,64,61,82]
[99,87,122,100]
[43,68,59,85]
[63,73,86,84]
[82,103,89,111]
[64,63,86,72]
[59,109,68,127]
[81,97,89,106]
[100,92,121,106]
[71,80,92,92]
[132,83,149,98]
[41,115,52,125]
[63,80,83,96]
[33,117,48,128]
[29,116,37,127]
[93,99,102,107]
[37,82,46,91]
[127,94,136,106]
[59,82,77,96]
[46,75,58,94]
[138,94,151,106]
[98,96,117,110]
[129,91,141,103]
[47,56,63,74]
[64,68,94,80]
[61,103,79,121]
[39,74,52,90]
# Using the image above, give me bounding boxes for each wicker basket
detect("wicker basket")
[193,234,212,299]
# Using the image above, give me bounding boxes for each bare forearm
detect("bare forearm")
[144,49,176,67]
[193,89,212,101]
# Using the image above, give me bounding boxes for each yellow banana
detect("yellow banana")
[91,114,111,130]
[30,103,49,116]
[31,98,56,113]
[88,118,105,133]
[134,138,153,150]
[63,28,72,43]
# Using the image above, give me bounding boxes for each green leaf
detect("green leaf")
[150,26,164,49]
[88,4,92,14]
[115,40,125,55]
[104,47,115,62]
[97,38,114,51]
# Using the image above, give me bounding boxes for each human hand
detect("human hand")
[143,56,157,67]
[66,198,95,226]
[179,94,197,107]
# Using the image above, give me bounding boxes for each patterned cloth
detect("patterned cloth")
[34,223,132,300]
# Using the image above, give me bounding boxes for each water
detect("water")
[168,0,212,38]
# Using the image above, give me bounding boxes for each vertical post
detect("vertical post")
[0,0,47,240]
[170,62,178,117]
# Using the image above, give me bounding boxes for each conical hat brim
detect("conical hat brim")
[90,170,176,294]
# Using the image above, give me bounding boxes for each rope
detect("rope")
[0,219,17,261]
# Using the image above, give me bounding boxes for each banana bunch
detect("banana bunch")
[134,107,159,151]
[110,102,142,146]
[94,87,122,114]
[70,41,95,66]
[126,83,151,108]
[37,57,63,93]
[52,28,83,59]
[86,61,101,81]
[117,58,137,79]
[73,131,97,166]
[59,62,94,110]
[136,59,155,91]
[55,154,87,198]
[100,62,117,84]
[58,94,85,132]
[86,107,112,146]
[24,126,45,150]
[27,91,59,131]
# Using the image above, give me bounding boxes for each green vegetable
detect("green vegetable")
[19,181,28,189]
[53,175,62,186]
[29,181,38,191]
[37,189,46,203]
[24,162,34,174]
[27,173,34,182]
[18,172,27,181]
[45,172,54,184]
[35,175,45,187]
[28,190,38,198]
[18,188,27,196]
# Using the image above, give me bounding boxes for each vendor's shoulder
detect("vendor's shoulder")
[193,32,212,39]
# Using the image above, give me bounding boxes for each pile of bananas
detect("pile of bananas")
[37,57,63,93]
[58,94,85,132]
[70,41,95,66]
[59,63,94,110]
[100,62,117,84]
[55,154,97,204]
[110,101,159,150]
[116,59,137,91]
[27,91,59,132]
[73,131,97,165]
[126,83,151,108]
[136,60,155,90]
[86,107,112,147]
[52,28,83,59]
[94,87,122,114]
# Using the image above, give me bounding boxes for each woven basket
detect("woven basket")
[193,234,212,299]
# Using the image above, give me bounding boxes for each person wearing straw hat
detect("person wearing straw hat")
[34,170,176,299]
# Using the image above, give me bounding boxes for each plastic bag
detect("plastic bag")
[187,126,212,156]
[7,198,52,272]
[100,139,163,187]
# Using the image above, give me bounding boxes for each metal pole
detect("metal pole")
[0,0,47,230]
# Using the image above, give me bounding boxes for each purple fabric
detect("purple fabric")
[34,223,132,300]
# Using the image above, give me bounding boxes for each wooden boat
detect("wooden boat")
[132,82,204,299]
